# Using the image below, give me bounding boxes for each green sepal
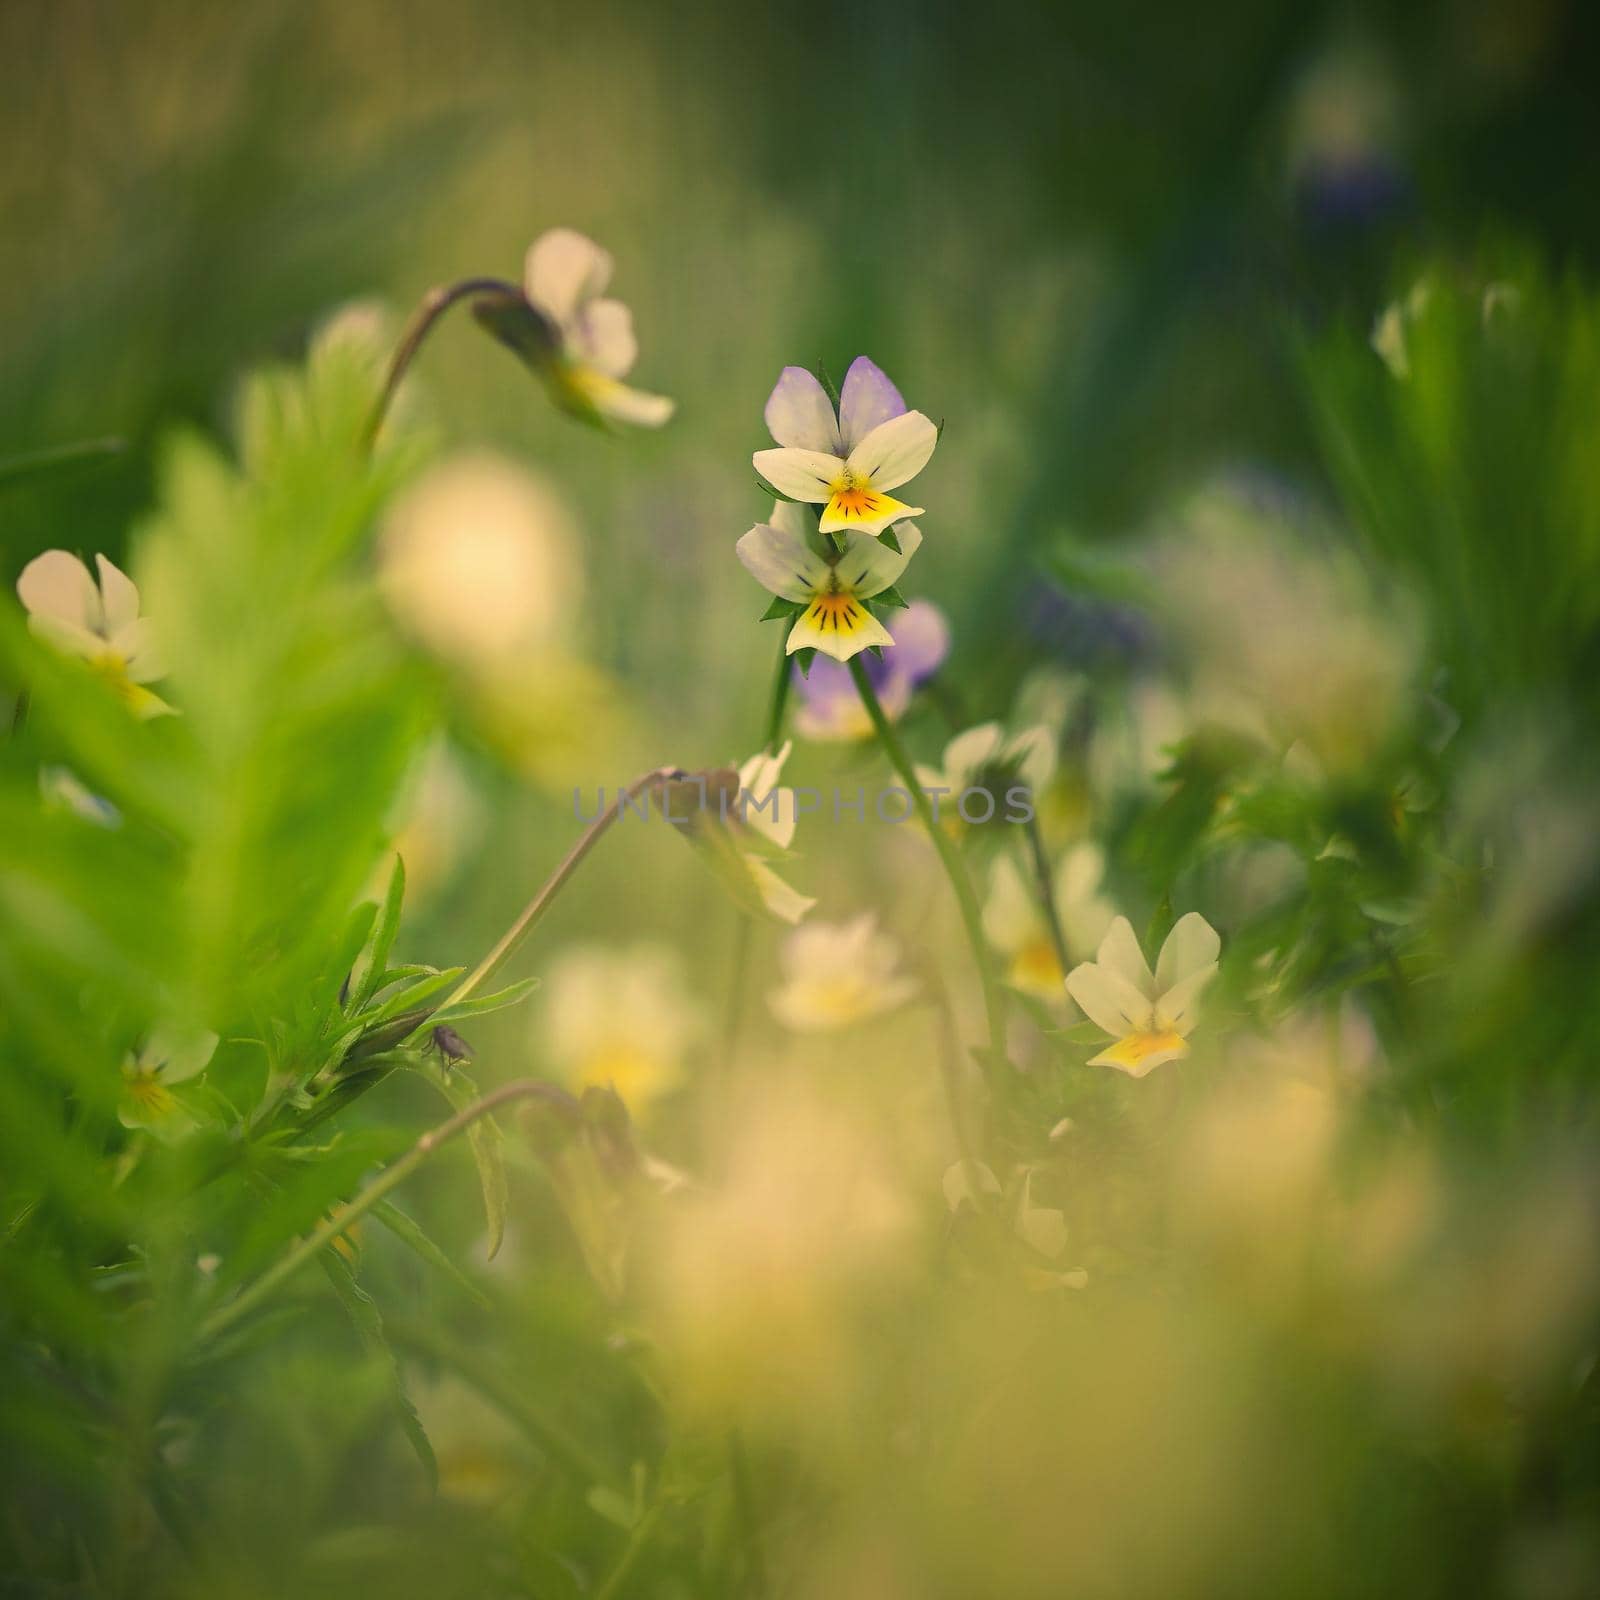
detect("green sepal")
[873,584,909,611]
[879,526,902,555]
[794,647,818,678]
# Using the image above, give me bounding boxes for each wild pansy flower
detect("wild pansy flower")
[119,1026,218,1133]
[914,720,1057,823]
[1065,913,1220,1078]
[665,742,816,925]
[521,228,674,428]
[17,552,172,718]
[753,357,937,536]
[767,912,917,1032]
[540,943,705,1118]
[793,600,949,741]
[737,501,922,663]
[982,843,1115,1001]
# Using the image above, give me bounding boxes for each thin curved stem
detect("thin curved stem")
[1023,806,1073,982]
[199,1080,566,1344]
[847,658,1008,1080]
[361,275,522,452]
[403,766,678,1045]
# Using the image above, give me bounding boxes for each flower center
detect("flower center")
[803,588,872,637]
[827,471,889,524]
[122,1070,174,1117]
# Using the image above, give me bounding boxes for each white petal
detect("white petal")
[764,367,843,454]
[17,551,103,634]
[1094,916,1156,997]
[524,228,613,325]
[942,723,1003,787]
[753,447,842,504]
[746,856,815,924]
[1155,911,1222,993]
[837,356,906,452]
[580,374,674,428]
[1007,724,1058,794]
[943,1158,1001,1212]
[844,410,937,492]
[1065,961,1153,1037]
[737,739,791,803]
[569,298,637,379]
[828,521,921,599]
[1156,962,1216,1037]
[736,521,829,602]
[108,618,165,682]
[94,555,141,635]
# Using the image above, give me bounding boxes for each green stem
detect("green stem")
[361,274,522,452]
[199,1080,559,1344]
[761,629,793,753]
[402,766,678,1046]
[594,1501,668,1600]
[847,658,1008,1078]
[1023,806,1073,981]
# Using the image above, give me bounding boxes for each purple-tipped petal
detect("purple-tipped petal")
[838,356,907,451]
[764,366,843,453]
[882,600,950,688]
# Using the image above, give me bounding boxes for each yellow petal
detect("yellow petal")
[785,591,894,662]
[1086,1030,1189,1078]
[819,487,922,536]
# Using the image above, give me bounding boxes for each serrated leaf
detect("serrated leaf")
[348,856,406,1012]
[318,1249,437,1490]
[427,976,540,1027]
[370,1200,491,1309]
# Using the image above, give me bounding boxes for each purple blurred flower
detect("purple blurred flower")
[792,599,950,742]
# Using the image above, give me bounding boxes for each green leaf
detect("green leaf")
[369,1199,491,1309]
[318,1249,438,1490]
[759,595,805,621]
[427,976,540,1027]
[348,855,406,1012]
[879,525,902,555]
[360,967,465,1030]
[439,1075,508,1259]
[757,477,801,504]
[872,584,909,610]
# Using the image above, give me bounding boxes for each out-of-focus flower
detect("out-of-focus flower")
[982,844,1114,1001]
[1151,482,1418,773]
[1065,913,1220,1077]
[539,942,705,1118]
[119,1026,218,1133]
[410,1376,529,1506]
[1371,278,1434,378]
[768,913,917,1032]
[40,766,121,828]
[943,1160,1087,1291]
[753,358,936,537]
[378,452,585,671]
[665,743,816,924]
[520,228,674,428]
[647,1081,917,1431]
[737,502,922,663]
[17,552,172,718]
[793,600,949,741]
[915,720,1056,815]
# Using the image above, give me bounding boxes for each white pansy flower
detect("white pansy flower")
[17,551,172,719]
[522,228,674,428]
[915,720,1057,805]
[768,913,917,1032]
[1065,913,1221,1078]
[540,943,705,1118]
[737,501,922,662]
[120,1026,219,1133]
[983,843,1115,1001]
[753,357,936,537]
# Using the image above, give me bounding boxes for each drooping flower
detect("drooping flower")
[768,913,917,1032]
[737,501,922,662]
[982,843,1115,1001]
[119,1026,219,1133]
[914,721,1057,818]
[753,357,936,536]
[17,552,172,718]
[793,600,949,741]
[520,228,674,428]
[1065,913,1220,1078]
[539,943,705,1118]
[664,742,816,925]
